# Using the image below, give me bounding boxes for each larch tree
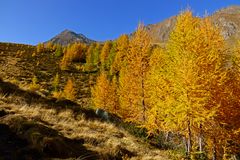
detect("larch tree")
[108,75,120,114]
[106,41,117,72]
[144,47,168,135]
[52,73,60,92]
[93,43,102,66]
[100,41,112,70]
[36,43,45,53]
[111,34,129,76]
[154,11,228,157]
[210,41,240,158]
[86,43,96,64]
[119,24,151,124]
[92,72,109,110]
[91,72,119,113]
[63,78,76,100]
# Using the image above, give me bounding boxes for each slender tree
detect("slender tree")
[111,34,129,75]
[100,41,112,70]
[63,78,76,100]
[119,24,151,123]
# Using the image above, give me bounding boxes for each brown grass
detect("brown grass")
[0,91,172,160]
[0,42,180,159]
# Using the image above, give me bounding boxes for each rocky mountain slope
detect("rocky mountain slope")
[145,5,240,44]
[210,6,240,44]
[45,29,95,45]
[45,6,240,46]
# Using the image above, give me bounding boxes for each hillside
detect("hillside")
[0,41,180,159]
[145,5,240,44]
[45,29,95,45]
[1,5,240,160]
[0,78,172,160]
[0,42,94,106]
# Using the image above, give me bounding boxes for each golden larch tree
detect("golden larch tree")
[119,24,151,124]
[100,41,112,70]
[150,11,228,157]
[63,78,76,100]
[144,47,168,135]
[92,72,110,110]
[111,34,129,75]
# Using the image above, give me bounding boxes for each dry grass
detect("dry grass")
[0,92,171,160]
[0,42,175,159]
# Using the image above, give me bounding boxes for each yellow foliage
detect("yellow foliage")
[52,73,60,91]
[92,72,119,114]
[52,91,63,100]
[111,34,129,74]
[100,41,112,70]
[59,43,86,70]
[63,79,76,100]
[29,76,40,91]
[145,11,229,157]
[118,24,151,123]
[36,43,45,53]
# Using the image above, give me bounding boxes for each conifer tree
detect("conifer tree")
[144,11,228,157]
[86,43,96,65]
[111,34,129,75]
[52,73,60,91]
[55,45,63,57]
[144,47,168,134]
[163,11,227,156]
[107,41,117,72]
[93,43,101,65]
[63,79,76,100]
[210,41,240,158]
[36,43,45,53]
[100,41,112,70]
[119,24,151,123]
[108,75,119,114]
[92,72,111,111]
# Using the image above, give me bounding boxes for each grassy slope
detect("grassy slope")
[0,43,176,159]
[0,42,96,106]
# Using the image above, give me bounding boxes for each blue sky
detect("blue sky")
[0,0,240,45]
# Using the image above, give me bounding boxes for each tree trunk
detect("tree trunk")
[141,71,146,122]
[165,131,170,142]
[212,138,217,160]
[199,124,204,152]
[187,120,192,156]
[183,136,188,156]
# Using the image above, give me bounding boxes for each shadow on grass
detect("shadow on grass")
[0,113,99,160]
[0,78,98,120]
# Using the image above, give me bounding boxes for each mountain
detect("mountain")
[210,6,240,44]
[45,6,240,46]
[145,5,240,44]
[46,29,95,45]
[145,16,177,44]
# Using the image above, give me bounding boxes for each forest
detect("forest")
[32,11,240,159]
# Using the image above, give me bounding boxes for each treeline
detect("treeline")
[91,11,240,159]
[37,40,116,72]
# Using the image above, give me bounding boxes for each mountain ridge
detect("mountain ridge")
[45,29,95,46]
[45,5,240,46]
[145,5,240,44]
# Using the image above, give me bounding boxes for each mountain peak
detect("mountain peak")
[46,29,95,46]
[61,29,77,34]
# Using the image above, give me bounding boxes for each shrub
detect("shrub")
[29,76,40,91]
[63,79,76,100]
